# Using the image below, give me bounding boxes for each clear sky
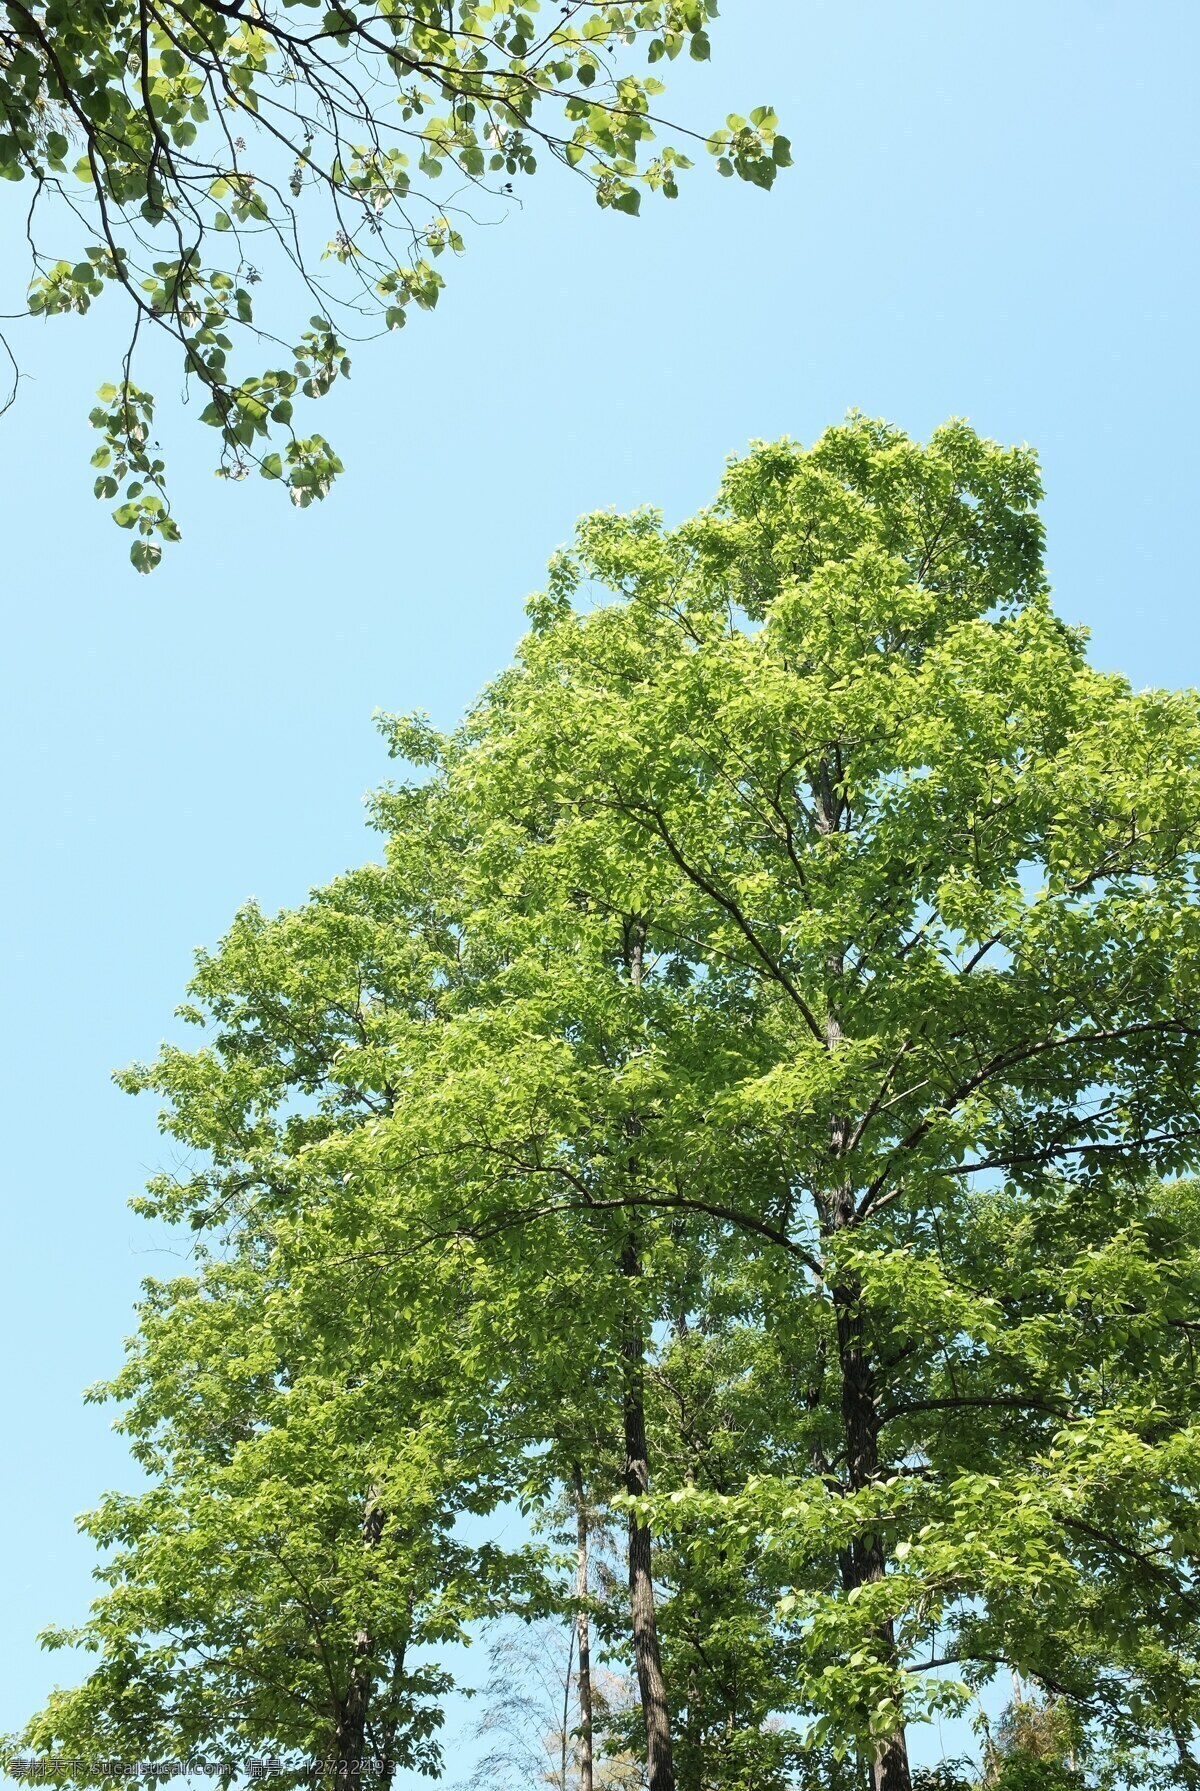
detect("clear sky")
[3,0,1198,1773]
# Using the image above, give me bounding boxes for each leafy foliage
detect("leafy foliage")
[19,419,1200,1791]
[22,1244,542,1787]
[0,0,788,566]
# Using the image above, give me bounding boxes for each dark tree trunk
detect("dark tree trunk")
[333,1489,386,1791]
[622,1226,676,1791]
[335,1666,370,1791]
[817,773,911,1791]
[573,1466,595,1791]
[833,1258,912,1791]
[617,915,675,1791]
[375,1637,408,1791]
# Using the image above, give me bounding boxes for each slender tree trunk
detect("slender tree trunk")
[336,1661,370,1791]
[816,775,912,1791]
[561,1614,577,1791]
[833,1255,912,1791]
[376,1636,409,1791]
[334,1489,385,1791]
[573,1466,595,1791]
[622,1224,676,1791]
[617,914,675,1791]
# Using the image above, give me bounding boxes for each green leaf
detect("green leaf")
[130,538,162,573]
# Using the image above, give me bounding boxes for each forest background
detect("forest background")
[2,0,1199,1783]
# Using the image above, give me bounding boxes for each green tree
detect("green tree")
[22,419,1200,1791]
[22,1254,510,1789]
[0,0,788,568]
[19,861,550,1789]
[384,415,1200,1786]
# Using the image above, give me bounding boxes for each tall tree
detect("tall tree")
[21,419,1200,1791]
[435,416,1200,1785]
[0,0,788,567]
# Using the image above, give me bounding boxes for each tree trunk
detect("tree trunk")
[833,1261,912,1791]
[573,1466,595,1791]
[375,1635,409,1791]
[815,744,913,1791]
[561,1616,577,1791]
[872,1733,913,1791]
[335,1637,372,1791]
[334,1488,386,1791]
[617,915,675,1791]
[622,1226,676,1791]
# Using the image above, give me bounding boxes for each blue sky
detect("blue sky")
[3,0,1198,1771]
